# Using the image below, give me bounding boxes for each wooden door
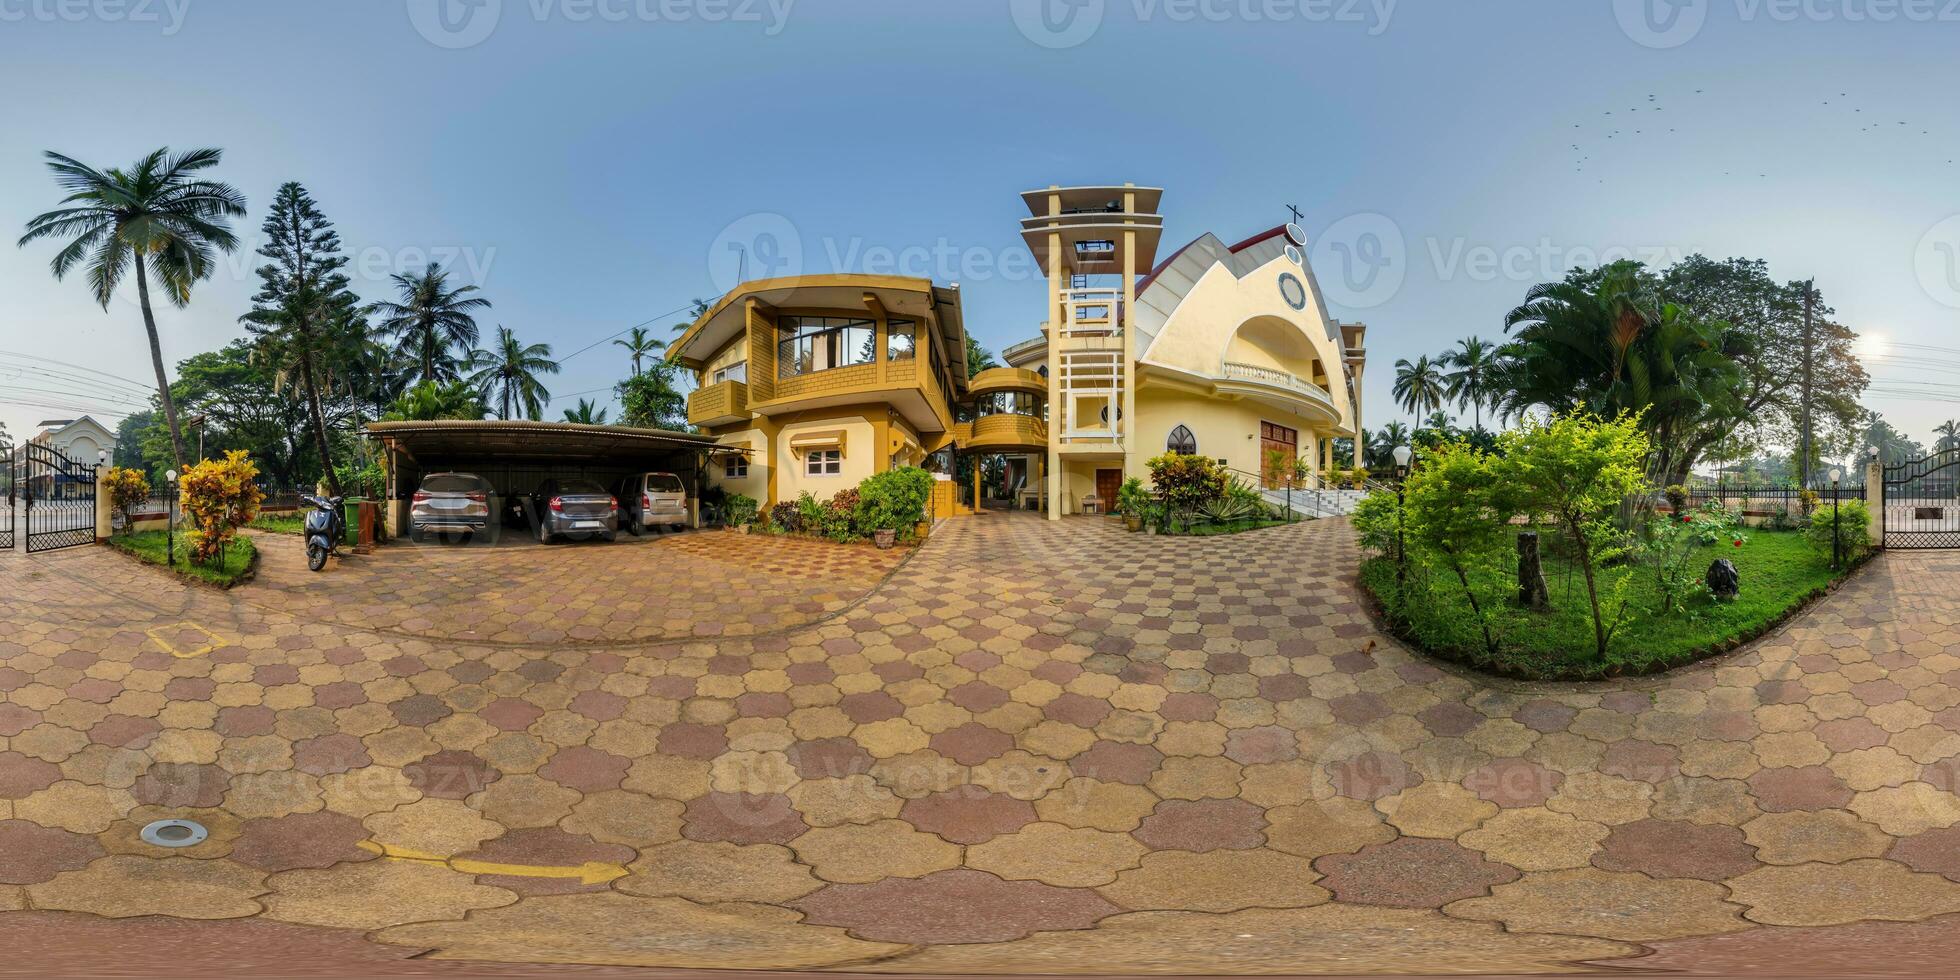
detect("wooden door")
[1095,469,1123,514]
[1260,422,1298,489]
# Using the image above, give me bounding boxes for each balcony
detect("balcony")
[966,413,1049,452]
[1218,362,1337,415]
[687,379,750,428]
[968,366,1047,397]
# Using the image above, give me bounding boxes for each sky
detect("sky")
[3,0,1959,455]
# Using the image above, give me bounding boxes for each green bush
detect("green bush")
[795,492,824,534]
[1116,477,1150,517]
[1349,488,1404,556]
[823,489,861,541]
[769,500,801,533]
[1146,452,1227,512]
[1804,498,1870,563]
[725,493,759,527]
[856,467,934,539]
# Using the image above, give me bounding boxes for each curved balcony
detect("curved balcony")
[968,366,1047,397]
[962,413,1049,453]
[1216,361,1338,420]
[687,379,750,428]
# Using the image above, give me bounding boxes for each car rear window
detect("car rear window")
[645,474,684,493]
[558,480,607,495]
[422,475,483,492]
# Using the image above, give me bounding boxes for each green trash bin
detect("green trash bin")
[341,497,363,545]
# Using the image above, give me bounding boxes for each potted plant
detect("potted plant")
[1116,477,1149,532]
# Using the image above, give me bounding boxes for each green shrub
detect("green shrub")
[1116,477,1150,517]
[1400,440,1521,655]
[855,467,934,539]
[103,466,151,528]
[823,489,861,541]
[1349,488,1404,557]
[726,493,759,527]
[1803,498,1870,563]
[769,500,801,533]
[795,492,824,534]
[1146,452,1226,512]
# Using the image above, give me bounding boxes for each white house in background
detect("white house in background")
[29,416,117,463]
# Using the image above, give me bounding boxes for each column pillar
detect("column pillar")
[1351,374,1366,468]
[1866,458,1885,547]
[1045,219,1064,521]
[94,464,112,542]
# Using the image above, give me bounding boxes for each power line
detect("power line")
[0,349,157,391]
[555,301,701,366]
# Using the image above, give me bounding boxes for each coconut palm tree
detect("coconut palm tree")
[18,148,247,469]
[613,326,665,376]
[1442,336,1498,429]
[1392,355,1448,421]
[373,262,491,383]
[562,399,609,424]
[468,326,559,421]
[1369,420,1412,470]
[1934,419,1960,453]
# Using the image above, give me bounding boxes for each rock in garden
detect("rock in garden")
[1707,558,1740,600]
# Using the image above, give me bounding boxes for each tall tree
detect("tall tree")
[671,296,713,337]
[383,380,486,422]
[1392,355,1448,420]
[1934,419,1960,453]
[1863,415,1923,467]
[373,262,490,383]
[616,359,689,430]
[240,182,362,496]
[613,326,665,376]
[967,335,1000,378]
[18,148,247,469]
[1442,336,1499,429]
[468,326,559,421]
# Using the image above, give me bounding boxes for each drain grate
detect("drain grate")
[139,818,209,848]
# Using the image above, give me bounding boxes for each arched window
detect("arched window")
[1166,425,1197,455]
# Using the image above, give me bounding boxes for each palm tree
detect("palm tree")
[468,326,559,421]
[1934,419,1960,454]
[562,399,609,424]
[614,326,665,376]
[373,262,491,383]
[18,148,247,468]
[1442,336,1498,429]
[1392,355,1448,420]
[1864,415,1923,467]
[384,380,485,422]
[671,297,714,338]
[1369,420,1412,469]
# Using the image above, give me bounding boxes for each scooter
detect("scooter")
[300,494,345,572]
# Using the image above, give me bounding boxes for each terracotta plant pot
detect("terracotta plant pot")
[1124,515,1143,532]
[873,528,897,550]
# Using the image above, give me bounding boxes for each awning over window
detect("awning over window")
[787,429,848,454]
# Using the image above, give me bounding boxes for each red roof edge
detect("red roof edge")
[1225,224,1288,254]
[1135,235,1199,297]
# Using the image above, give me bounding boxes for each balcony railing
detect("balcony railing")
[1061,288,1123,339]
[1221,362,1332,404]
[969,413,1048,449]
[687,379,749,427]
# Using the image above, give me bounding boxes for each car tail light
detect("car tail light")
[609,496,620,511]
[412,491,430,503]
[466,491,487,502]
[643,495,652,510]
[549,497,564,512]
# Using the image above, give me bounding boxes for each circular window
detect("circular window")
[1278,272,1308,311]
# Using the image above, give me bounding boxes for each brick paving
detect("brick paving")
[1,514,1959,974]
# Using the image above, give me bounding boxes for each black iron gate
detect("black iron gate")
[1881,449,1960,549]
[0,445,14,551]
[21,443,97,553]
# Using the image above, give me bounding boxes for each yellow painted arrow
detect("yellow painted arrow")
[357,840,628,886]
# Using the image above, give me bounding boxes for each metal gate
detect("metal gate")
[21,443,97,553]
[1881,449,1960,549]
[0,445,14,550]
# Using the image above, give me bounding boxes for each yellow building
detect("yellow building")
[670,275,969,507]
[1007,184,1367,518]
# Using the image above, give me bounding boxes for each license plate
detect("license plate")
[574,520,604,529]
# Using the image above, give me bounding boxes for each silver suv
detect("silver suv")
[410,472,494,542]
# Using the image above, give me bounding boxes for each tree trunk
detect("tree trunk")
[1516,532,1551,611]
[133,259,189,470]
[300,349,343,497]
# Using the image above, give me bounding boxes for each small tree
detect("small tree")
[102,466,151,532]
[1402,441,1520,656]
[178,450,264,564]
[1147,453,1226,511]
[1497,411,1652,659]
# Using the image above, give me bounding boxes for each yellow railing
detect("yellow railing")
[687,379,749,426]
[968,366,1047,395]
[968,413,1049,449]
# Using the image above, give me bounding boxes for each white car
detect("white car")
[617,472,689,534]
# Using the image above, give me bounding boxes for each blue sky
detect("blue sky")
[4,0,1959,455]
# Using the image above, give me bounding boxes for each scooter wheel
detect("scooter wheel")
[307,545,328,572]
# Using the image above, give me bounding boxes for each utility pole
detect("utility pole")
[1799,279,1816,490]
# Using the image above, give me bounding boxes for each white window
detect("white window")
[713,361,748,384]
[805,449,842,476]
[724,456,748,478]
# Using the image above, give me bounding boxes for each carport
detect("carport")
[365,420,728,537]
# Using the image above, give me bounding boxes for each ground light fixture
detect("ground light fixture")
[165,469,178,567]
[1391,445,1412,589]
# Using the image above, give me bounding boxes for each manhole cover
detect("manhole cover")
[139,818,209,848]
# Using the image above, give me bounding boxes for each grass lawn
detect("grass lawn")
[1358,528,1853,679]
[107,531,258,588]
[248,512,306,535]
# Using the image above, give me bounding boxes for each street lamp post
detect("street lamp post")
[165,469,179,567]
[1392,445,1413,592]
[1830,467,1844,571]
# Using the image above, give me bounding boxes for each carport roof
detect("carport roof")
[367,420,721,461]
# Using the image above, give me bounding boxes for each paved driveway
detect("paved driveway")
[2,515,1960,975]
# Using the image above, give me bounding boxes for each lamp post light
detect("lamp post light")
[165,469,179,567]
[1391,445,1414,591]
[1830,466,1844,571]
